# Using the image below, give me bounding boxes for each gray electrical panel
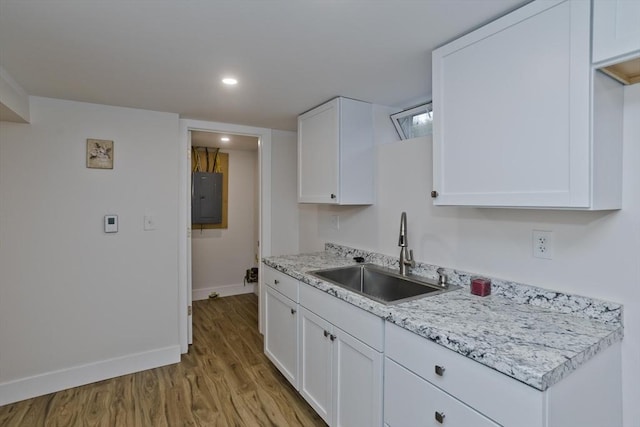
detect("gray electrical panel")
[192,172,223,224]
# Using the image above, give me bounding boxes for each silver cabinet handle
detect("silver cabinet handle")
[435,365,446,376]
[324,330,330,338]
[329,334,336,341]
[435,411,445,423]
[290,308,296,315]
[274,279,279,284]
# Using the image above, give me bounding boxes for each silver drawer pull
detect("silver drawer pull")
[274,279,279,284]
[324,330,330,338]
[290,308,296,315]
[329,334,336,341]
[435,411,445,423]
[435,365,446,376]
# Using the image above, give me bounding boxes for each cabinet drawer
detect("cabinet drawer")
[385,358,499,427]
[300,282,384,351]
[385,322,543,427]
[263,266,299,302]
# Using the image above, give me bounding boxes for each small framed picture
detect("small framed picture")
[86,139,114,169]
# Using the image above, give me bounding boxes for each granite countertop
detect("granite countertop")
[263,244,623,391]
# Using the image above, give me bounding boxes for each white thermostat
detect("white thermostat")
[104,215,118,233]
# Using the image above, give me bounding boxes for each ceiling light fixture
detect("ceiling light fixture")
[220,137,230,142]
[222,77,238,86]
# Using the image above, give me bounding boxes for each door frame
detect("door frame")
[179,119,272,353]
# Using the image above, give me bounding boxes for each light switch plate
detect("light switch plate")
[144,215,156,231]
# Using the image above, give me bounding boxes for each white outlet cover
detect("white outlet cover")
[532,230,553,259]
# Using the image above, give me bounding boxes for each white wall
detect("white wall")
[270,129,299,256]
[191,149,258,299]
[0,97,181,404]
[299,86,640,426]
[0,66,30,123]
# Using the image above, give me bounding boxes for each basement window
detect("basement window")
[390,102,433,140]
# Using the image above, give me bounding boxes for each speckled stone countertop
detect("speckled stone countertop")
[263,244,623,391]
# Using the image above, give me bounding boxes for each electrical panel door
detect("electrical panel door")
[192,172,223,224]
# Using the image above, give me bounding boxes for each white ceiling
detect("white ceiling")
[0,0,530,131]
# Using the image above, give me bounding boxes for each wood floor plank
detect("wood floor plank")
[110,375,137,427]
[0,293,327,426]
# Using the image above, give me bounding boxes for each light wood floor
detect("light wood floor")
[0,294,326,427]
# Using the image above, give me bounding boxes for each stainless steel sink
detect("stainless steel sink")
[309,264,458,305]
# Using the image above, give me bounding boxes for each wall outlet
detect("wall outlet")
[532,230,553,259]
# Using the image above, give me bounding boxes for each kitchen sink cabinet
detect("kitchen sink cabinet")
[299,306,383,427]
[385,322,622,427]
[298,284,384,427]
[297,97,374,205]
[592,0,640,65]
[263,263,384,427]
[431,0,623,209]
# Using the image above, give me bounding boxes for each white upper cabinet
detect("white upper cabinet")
[432,0,623,209]
[592,0,640,65]
[298,97,374,205]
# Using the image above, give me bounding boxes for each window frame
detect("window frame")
[390,102,433,140]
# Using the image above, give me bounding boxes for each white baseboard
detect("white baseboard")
[192,283,257,301]
[0,345,180,406]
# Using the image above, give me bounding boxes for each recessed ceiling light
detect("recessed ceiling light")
[220,137,230,142]
[222,77,238,86]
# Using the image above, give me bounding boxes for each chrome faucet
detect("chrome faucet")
[398,212,415,275]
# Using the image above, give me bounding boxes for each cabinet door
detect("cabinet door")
[384,358,499,427]
[593,0,640,64]
[264,286,298,388]
[298,99,339,203]
[299,307,333,424]
[332,327,383,427]
[432,0,591,208]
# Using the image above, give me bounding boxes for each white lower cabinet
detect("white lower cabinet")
[264,266,622,427]
[385,322,622,427]
[299,306,383,427]
[263,265,384,427]
[298,281,384,427]
[299,307,333,423]
[264,285,298,388]
[332,327,383,427]
[384,358,498,427]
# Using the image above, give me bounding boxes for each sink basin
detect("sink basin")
[309,263,457,305]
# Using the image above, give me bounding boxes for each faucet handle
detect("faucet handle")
[408,249,415,266]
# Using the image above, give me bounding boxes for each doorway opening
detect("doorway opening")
[189,130,260,300]
[179,119,272,353]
